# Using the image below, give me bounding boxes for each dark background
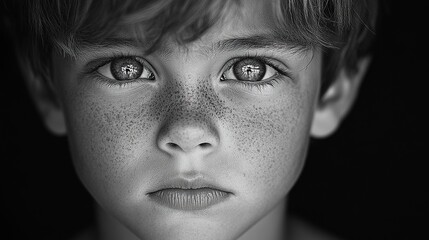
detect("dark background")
[1,1,427,239]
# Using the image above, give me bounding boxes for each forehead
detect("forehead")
[112,0,302,56]
[188,0,278,49]
[205,0,276,37]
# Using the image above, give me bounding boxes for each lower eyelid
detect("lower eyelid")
[233,78,282,93]
[229,72,282,85]
[91,72,139,88]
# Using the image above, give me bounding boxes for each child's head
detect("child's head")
[5,0,378,239]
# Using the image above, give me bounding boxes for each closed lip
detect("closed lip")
[147,177,233,194]
[147,177,233,211]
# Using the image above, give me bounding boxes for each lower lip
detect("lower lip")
[148,188,230,211]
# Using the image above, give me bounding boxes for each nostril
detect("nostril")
[167,142,181,150]
[165,142,212,152]
[199,142,212,148]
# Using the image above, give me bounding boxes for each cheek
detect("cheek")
[228,97,306,191]
[62,89,157,204]
[220,81,319,204]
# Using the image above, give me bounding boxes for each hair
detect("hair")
[2,0,378,95]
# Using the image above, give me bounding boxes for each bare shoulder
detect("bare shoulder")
[288,216,344,240]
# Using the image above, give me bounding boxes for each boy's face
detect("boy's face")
[51,0,321,239]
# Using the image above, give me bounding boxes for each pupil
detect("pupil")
[242,65,260,79]
[233,59,266,81]
[122,65,138,77]
[111,57,143,80]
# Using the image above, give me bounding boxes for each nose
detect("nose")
[157,120,219,157]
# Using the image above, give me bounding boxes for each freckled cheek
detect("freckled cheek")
[225,96,310,200]
[63,95,156,202]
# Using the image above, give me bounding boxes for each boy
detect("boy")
[3,0,378,239]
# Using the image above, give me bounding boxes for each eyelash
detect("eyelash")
[221,53,291,92]
[87,53,291,90]
[87,53,153,88]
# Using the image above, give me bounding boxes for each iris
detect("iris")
[233,59,266,81]
[110,57,144,80]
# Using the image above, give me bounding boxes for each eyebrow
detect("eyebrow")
[210,34,310,55]
[79,38,145,52]
[76,37,173,57]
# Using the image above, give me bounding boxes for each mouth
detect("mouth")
[147,178,232,211]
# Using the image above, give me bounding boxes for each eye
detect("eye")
[221,58,278,82]
[97,56,155,81]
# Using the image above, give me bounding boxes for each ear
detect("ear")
[19,58,67,136]
[311,57,371,138]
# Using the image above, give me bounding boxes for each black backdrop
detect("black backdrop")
[1,1,427,239]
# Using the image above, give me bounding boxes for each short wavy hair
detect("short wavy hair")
[2,0,378,94]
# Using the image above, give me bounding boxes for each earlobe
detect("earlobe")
[18,58,67,136]
[37,93,67,136]
[311,57,371,138]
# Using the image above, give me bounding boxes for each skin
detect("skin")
[45,0,335,239]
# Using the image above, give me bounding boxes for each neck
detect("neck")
[237,198,287,240]
[95,199,287,240]
[96,204,140,240]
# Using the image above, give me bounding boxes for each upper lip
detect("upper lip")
[147,177,233,195]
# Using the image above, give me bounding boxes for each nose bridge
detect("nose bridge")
[156,79,220,156]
